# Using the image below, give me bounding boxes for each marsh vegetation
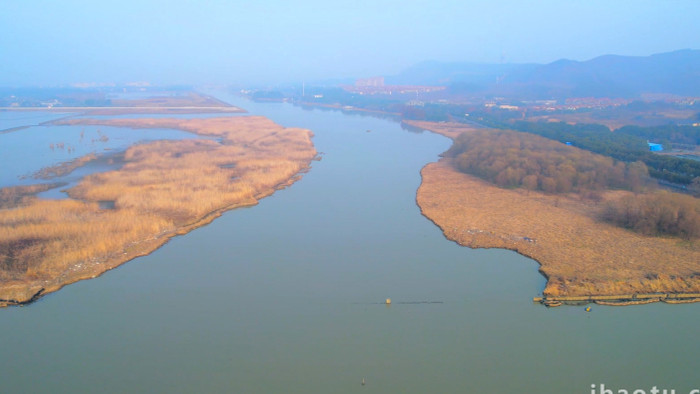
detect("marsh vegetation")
[0,116,316,305]
[413,121,700,298]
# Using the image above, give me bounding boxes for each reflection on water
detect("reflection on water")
[0,95,697,393]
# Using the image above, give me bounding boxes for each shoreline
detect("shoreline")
[533,293,700,307]
[0,175,302,308]
[0,106,245,115]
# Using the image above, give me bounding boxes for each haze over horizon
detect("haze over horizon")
[1,0,699,87]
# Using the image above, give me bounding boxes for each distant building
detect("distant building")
[342,82,444,96]
[499,105,519,110]
[355,77,384,87]
[647,142,663,152]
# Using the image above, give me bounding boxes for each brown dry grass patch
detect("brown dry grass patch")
[0,116,316,306]
[31,154,98,179]
[0,184,62,209]
[411,121,700,298]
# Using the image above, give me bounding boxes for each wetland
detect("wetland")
[0,94,698,393]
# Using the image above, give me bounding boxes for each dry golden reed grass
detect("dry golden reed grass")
[0,116,316,305]
[0,184,60,209]
[31,153,97,179]
[408,120,700,298]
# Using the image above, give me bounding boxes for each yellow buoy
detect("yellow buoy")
[585,306,591,312]
[385,298,391,305]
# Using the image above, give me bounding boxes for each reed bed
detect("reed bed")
[31,153,98,179]
[0,116,316,305]
[412,120,700,299]
[0,184,61,209]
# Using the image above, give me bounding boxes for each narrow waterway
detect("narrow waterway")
[0,96,697,393]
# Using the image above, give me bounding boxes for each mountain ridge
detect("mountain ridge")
[389,49,700,99]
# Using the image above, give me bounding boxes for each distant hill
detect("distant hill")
[390,49,700,99]
[386,61,537,87]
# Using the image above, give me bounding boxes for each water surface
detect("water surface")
[0,110,76,132]
[0,95,697,394]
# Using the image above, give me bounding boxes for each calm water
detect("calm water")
[0,96,698,394]
[0,120,204,193]
[0,110,76,132]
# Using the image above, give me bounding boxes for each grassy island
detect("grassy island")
[0,116,316,307]
[408,120,700,305]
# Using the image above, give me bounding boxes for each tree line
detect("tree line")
[616,124,700,146]
[510,121,700,185]
[445,129,651,195]
[602,191,700,239]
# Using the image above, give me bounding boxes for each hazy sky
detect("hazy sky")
[1,0,698,86]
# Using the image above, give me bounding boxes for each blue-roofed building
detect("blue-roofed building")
[647,142,663,152]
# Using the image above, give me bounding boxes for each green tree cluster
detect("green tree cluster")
[511,121,700,184]
[617,124,700,146]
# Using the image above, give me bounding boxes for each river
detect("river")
[0,95,697,393]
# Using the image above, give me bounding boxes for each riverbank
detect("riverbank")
[0,91,245,116]
[533,293,700,306]
[0,116,316,307]
[409,120,700,303]
[0,106,245,116]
